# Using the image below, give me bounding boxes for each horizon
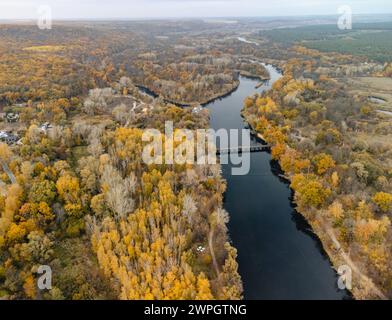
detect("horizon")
[1,13,392,23]
[1,0,392,20]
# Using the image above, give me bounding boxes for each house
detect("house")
[0,131,19,145]
[5,113,19,123]
[40,122,53,132]
[0,131,8,140]
[192,105,203,114]
[5,134,19,144]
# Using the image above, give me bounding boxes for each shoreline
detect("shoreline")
[212,69,351,299]
[239,70,270,82]
[136,68,272,109]
[136,81,241,108]
[245,118,355,298]
[242,115,387,300]
[137,66,369,299]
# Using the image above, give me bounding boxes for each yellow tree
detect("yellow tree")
[354,216,390,245]
[313,153,335,175]
[327,200,344,222]
[372,192,392,213]
[291,174,331,208]
[1,184,23,235]
[271,143,286,161]
[23,274,37,299]
[195,273,214,300]
[0,142,12,163]
[56,175,80,204]
[0,142,16,183]
[331,171,339,188]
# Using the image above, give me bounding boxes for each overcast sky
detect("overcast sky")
[0,0,391,19]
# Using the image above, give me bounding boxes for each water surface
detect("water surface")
[206,65,350,300]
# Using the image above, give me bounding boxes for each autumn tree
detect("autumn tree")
[372,192,392,213]
[313,153,336,176]
[291,174,331,209]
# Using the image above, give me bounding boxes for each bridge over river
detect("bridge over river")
[216,145,269,155]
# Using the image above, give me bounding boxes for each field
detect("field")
[22,45,66,52]
[342,77,392,112]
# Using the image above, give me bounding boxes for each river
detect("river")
[206,64,351,300]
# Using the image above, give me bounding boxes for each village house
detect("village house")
[40,122,53,132]
[0,130,19,145]
[5,113,20,123]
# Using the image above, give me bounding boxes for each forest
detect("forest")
[262,22,392,63]
[242,45,392,298]
[0,22,247,299]
[0,18,391,301]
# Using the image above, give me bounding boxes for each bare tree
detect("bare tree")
[83,88,114,115]
[48,125,63,142]
[112,103,135,126]
[101,164,136,220]
[26,124,42,144]
[119,76,133,89]
[182,194,197,225]
[72,120,92,140]
[88,138,104,158]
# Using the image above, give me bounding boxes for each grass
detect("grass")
[23,45,66,52]
[51,237,117,299]
[342,77,392,111]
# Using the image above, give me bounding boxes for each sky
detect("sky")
[0,0,391,19]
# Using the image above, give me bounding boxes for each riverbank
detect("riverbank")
[136,62,272,108]
[239,71,270,82]
[137,81,240,107]
[239,71,270,89]
[242,106,386,300]
[208,71,351,299]
[137,66,354,299]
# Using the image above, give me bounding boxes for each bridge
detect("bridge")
[216,145,269,155]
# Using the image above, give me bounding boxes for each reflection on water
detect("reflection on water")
[206,65,351,300]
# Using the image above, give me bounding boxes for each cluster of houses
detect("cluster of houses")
[0,123,52,146]
[0,111,21,145]
[0,108,53,145]
[0,122,52,146]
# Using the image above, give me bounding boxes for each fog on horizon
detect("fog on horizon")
[0,0,391,20]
